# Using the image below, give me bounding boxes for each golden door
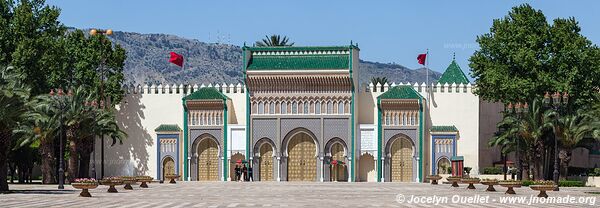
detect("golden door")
[391,137,413,182]
[287,133,316,181]
[198,139,219,181]
[163,157,176,180]
[331,143,346,182]
[260,144,273,181]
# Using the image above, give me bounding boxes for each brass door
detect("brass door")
[287,133,316,181]
[391,137,413,182]
[260,144,273,181]
[163,157,176,180]
[198,138,219,181]
[331,143,346,182]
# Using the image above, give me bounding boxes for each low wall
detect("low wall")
[436,174,507,182]
[568,176,600,187]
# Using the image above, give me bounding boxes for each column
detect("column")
[381,157,385,182]
[187,157,191,181]
[249,157,254,182]
[221,156,225,181]
[276,156,281,181]
[319,157,324,182]
[416,156,420,182]
[347,157,352,182]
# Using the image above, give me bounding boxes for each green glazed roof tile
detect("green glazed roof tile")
[244,45,357,70]
[155,124,181,132]
[244,45,357,52]
[183,87,228,101]
[430,125,459,132]
[437,60,470,85]
[451,156,464,161]
[246,55,349,70]
[378,86,422,99]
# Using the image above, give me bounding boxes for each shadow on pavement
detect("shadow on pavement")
[1,189,76,194]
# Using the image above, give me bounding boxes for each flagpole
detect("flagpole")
[424,49,430,181]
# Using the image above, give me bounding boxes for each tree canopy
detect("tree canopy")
[0,0,127,103]
[256,35,294,47]
[469,4,600,109]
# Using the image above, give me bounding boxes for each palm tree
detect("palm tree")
[490,100,552,180]
[55,85,128,180]
[371,77,388,91]
[255,35,294,47]
[62,86,95,181]
[13,95,60,184]
[518,100,554,180]
[77,105,126,178]
[0,66,32,191]
[550,109,600,178]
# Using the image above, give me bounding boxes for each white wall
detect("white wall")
[100,84,246,178]
[357,83,481,175]
[106,82,484,179]
[427,84,480,174]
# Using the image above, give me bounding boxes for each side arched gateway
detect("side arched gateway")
[390,136,414,182]
[195,135,220,181]
[162,156,176,181]
[324,138,348,182]
[259,143,274,181]
[252,137,277,181]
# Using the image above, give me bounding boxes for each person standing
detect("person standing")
[242,165,248,181]
[248,165,253,182]
[235,165,241,182]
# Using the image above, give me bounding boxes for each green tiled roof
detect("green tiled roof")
[246,55,349,70]
[451,156,464,161]
[437,60,470,85]
[244,45,357,52]
[183,87,228,101]
[155,124,181,132]
[378,86,422,99]
[430,125,459,132]
[244,45,358,70]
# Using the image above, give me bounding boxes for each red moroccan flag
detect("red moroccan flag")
[417,53,427,65]
[169,52,184,67]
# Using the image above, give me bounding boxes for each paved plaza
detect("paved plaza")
[1,182,599,207]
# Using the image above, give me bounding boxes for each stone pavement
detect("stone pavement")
[1,182,599,207]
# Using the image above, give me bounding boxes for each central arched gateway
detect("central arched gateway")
[390,137,413,182]
[197,138,219,181]
[287,132,317,181]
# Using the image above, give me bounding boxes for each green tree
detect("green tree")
[256,35,294,47]
[371,77,388,91]
[469,4,600,107]
[490,100,553,180]
[59,86,126,180]
[13,95,59,184]
[1,0,128,187]
[0,0,65,95]
[547,110,600,178]
[0,66,32,191]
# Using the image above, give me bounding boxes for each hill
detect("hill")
[107,31,441,85]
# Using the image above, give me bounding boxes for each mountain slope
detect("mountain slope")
[108,31,441,85]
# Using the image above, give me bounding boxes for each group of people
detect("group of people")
[234,164,253,182]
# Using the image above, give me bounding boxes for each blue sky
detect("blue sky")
[47,0,600,75]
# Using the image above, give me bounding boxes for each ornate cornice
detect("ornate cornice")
[247,74,352,93]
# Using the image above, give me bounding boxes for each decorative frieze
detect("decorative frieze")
[251,50,349,56]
